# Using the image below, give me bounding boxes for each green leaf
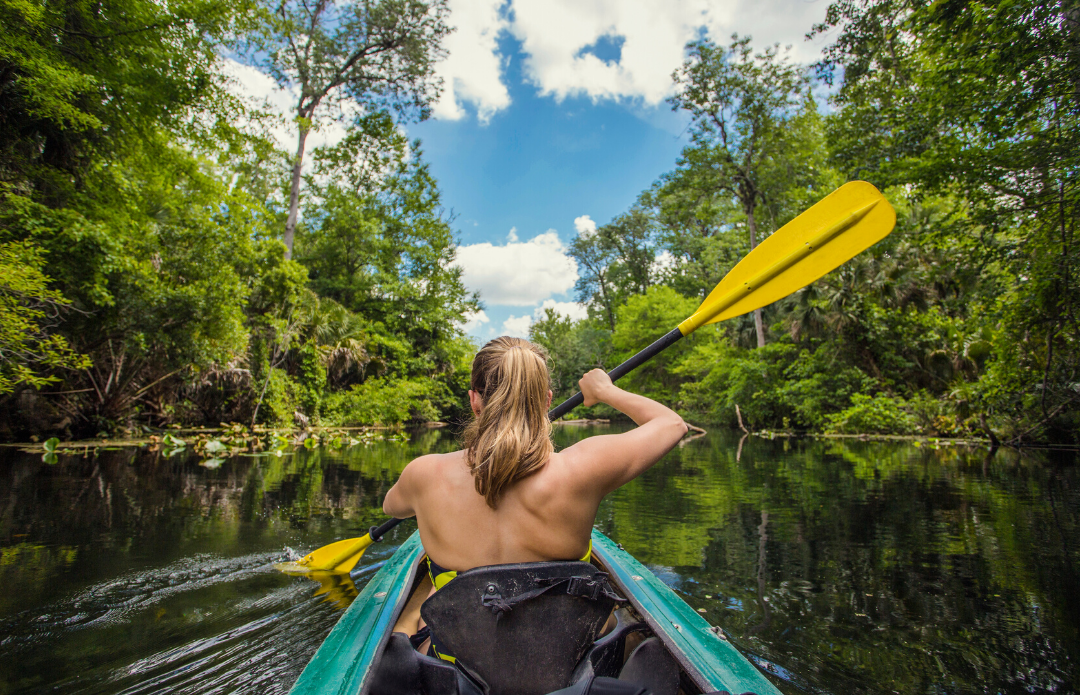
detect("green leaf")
[43,437,59,453]
[162,433,186,448]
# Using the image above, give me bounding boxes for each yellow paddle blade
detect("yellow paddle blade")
[273,535,373,574]
[306,570,360,610]
[678,181,896,335]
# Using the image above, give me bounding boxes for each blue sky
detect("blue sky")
[409,29,696,337]
[229,0,833,340]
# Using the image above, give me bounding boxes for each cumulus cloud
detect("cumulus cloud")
[534,299,588,322]
[574,214,597,238]
[454,231,578,306]
[509,0,830,105]
[229,2,830,128]
[431,0,830,122]
[459,309,491,333]
[508,0,721,105]
[432,0,512,123]
[222,58,352,154]
[501,314,534,338]
[653,250,677,275]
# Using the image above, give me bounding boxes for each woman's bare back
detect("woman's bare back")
[400,448,598,571]
[383,368,688,573]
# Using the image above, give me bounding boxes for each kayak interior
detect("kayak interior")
[288,530,779,695]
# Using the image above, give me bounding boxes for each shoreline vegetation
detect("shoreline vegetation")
[1,0,1077,447]
[9,420,1069,457]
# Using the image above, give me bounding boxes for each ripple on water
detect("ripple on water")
[0,551,286,647]
[0,548,376,695]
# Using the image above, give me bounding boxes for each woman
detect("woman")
[383,336,687,602]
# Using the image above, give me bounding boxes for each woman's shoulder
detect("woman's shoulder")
[403,449,467,479]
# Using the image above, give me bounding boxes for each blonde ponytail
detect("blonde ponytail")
[463,337,554,508]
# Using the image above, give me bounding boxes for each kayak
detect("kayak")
[289,529,782,695]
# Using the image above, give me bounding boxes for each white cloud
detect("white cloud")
[574,214,597,238]
[230,2,830,130]
[222,58,352,155]
[509,0,721,105]
[508,0,830,105]
[433,0,512,123]
[653,250,677,275]
[454,231,578,306]
[431,0,830,122]
[534,299,588,322]
[459,309,491,332]
[501,314,534,338]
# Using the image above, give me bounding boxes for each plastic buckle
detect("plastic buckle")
[567,576,601,600]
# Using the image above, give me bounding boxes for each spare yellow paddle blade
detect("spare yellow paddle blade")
[679,181,896,335]
[273,535,373,574]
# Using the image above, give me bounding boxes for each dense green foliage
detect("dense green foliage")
[247,0,450,257]
[0,0,474,439]
[536,1,1078,444]
[2,0,1075,444]
[0,240,89,391]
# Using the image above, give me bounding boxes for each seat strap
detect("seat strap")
[481,572,626,620]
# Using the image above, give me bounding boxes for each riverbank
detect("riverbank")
[5,422,1069,456]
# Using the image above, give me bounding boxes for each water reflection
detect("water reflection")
[593,433,1080,694]
[0,429,1077,694]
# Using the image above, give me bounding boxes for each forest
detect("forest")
[1,0,1077,445]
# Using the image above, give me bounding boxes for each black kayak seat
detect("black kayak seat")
[618,638,680,695]
[369,629,760,695]
[557,634,679,695]
[366,561,695,695]
[419,561,624,695]
[370,632,662,695]
[372,632,483,695]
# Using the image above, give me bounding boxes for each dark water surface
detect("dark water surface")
[1,427,1077,694]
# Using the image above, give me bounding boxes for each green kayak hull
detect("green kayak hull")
[289,530,781,695]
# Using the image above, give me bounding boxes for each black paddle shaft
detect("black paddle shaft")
[373,326,685,542]
[369,516,403,542]
[546,327,684,420]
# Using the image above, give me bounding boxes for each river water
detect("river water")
[0,426,1077,694]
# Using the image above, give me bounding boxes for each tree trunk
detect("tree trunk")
[284,124,310,260]
[598,272,616,331]
[1066,2,1080,109]
[746,206,766,347]
[749,509,771,634]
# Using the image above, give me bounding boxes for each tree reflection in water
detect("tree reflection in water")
[0,427,1076,694]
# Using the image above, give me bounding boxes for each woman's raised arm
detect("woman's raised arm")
[383,459,420,519]
[559,369,687,495]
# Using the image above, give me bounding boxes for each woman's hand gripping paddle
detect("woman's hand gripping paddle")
[275,180,896,575]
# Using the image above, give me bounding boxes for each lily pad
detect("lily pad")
[200,458,226,469]
[162,433,186,448]
[203,440,228,454]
